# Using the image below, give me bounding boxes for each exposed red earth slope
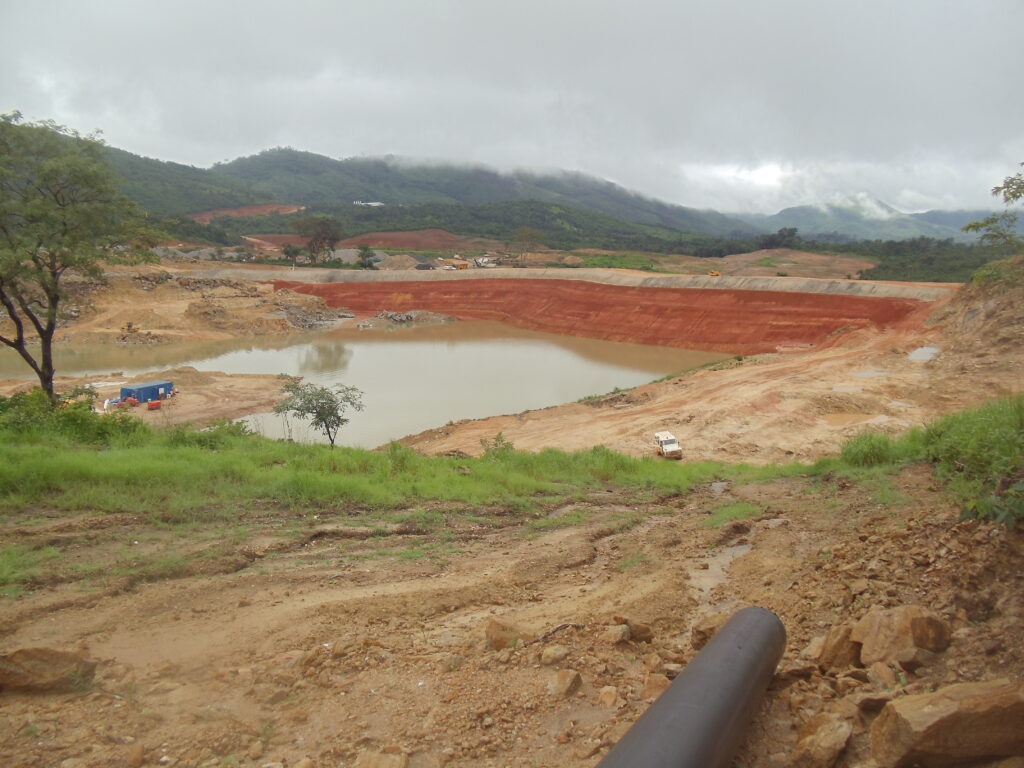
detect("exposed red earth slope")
[187,204,305,224]
[273,277,931,354]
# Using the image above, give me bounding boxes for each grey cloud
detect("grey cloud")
[1,0,1021,213]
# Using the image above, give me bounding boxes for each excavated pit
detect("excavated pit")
[273,276,936,354]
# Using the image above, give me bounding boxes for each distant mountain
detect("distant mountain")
[909,209,1024,234]
[208,148,756,237]
[736,195,986,242]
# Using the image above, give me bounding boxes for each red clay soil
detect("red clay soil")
[188,204,305,225]
[273,277,929,354]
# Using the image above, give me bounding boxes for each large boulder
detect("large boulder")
[690,612,730,651]
[790,712,853,768]
[483,619,532,651]
[870,679,1024,767]
[0,648,97,691]
[817,623,861,673]
[851,605,950,666]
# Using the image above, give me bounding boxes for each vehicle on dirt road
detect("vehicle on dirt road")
[654,431,683,459]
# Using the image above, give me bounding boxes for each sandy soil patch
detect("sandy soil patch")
[188,204,305,225]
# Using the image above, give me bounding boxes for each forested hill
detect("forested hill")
[209,149,755,237]
[104,147,271,218]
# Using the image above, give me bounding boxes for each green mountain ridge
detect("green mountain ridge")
[210,148,755,237]
[105,146,270,218]
[101,140,1006,245]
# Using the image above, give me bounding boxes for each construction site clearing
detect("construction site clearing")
[0,251,1022,768]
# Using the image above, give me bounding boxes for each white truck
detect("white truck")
[654,431,683,459]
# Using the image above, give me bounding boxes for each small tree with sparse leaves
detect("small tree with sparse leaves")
[273,380,364,447]
[356,243,377,270]
[963,163,1024,253]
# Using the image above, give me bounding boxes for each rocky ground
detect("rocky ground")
[1,257,1022,767]
[1,465,1021,768]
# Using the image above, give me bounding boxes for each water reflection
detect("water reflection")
[298,341,353,376]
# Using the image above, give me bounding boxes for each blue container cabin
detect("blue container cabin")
[119,380,173,403]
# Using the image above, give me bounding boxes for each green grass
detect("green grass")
[617,552,652,570]
[574,251,658,271]
[835,394,1024,525]
[0,544,60,595]
[705,502,761,528]
[1,388,1020,540]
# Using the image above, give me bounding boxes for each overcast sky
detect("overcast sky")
[2,0,1021,213]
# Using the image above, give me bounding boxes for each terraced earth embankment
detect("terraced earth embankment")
[272,270,954,354]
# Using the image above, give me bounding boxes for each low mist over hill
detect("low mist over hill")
[103,142,1005,245]
[736,196,994,242]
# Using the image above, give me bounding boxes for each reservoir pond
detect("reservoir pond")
[0,322,730,448]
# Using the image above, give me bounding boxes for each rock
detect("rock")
[802,636,826,660]
[128,742,146,767]
[293,759,315,768]
[614,615,653,643]
[870,679,1024,767]
[663,662,684,679]
[847,690,893,712]
[690,612,730,651]
[851,605,951,666]
[789,712,853,768]
[547,669,582,697]
[642,652,662,671]
[598,686,618,707]
[600,625,631,644]
[984,759,1024,768]
[540,645,571,665]
[0,648,97,691]
[440,653,464,672]
[866,661,899,690]
[330,638,356,658]
[484,619,532,651]
[817,624,861,673]
[639,673,671,700]
[850,578,871,596]
[353,751,408,768]
[893,646,938,673]
[777,660,818,684]
[246,741,264,760]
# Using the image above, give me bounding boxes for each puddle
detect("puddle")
[822,413,877,426]
[690,543,752,597]
[889,400,918,409]
[852,369,890,379]
[908,346,940,362]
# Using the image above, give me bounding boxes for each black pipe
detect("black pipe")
[596,606,786,768]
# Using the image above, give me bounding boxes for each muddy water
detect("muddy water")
[0,321,729,448]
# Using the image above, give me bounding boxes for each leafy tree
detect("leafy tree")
[757,227,801,250]
[509,226,545,265]
[293,215,342,263]
[273,379,364,448]
[963,163,1024,253]
[356,243,377,269]
[0,112,140,399]
[282,243,302,265]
